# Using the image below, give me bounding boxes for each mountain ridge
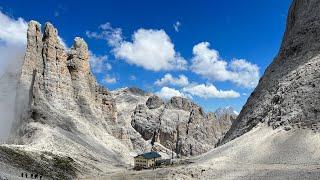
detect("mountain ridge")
[0,21,237,179]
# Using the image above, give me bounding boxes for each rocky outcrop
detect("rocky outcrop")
[214,107,238,136]
[17,22,117,136]
[111,87,152,153]
[111,86,237,158]
[146,95,164,109]
[221,0,320,144]
[131,96,230,156]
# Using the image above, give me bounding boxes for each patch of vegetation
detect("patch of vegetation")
[0,146,78,180]
[53,156,76,175]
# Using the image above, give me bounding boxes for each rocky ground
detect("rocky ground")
[95,124,320,180]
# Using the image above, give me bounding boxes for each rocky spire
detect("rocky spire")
[68,37,90,73]
[21,21,42,83]
[9,21,124,177]
[14,21,116,137]
[13,21,43,136]
[220,0,320,145]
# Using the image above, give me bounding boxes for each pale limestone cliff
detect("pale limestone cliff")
[221,0,320,144]
[5,21,130,179]
[131,96,231,156]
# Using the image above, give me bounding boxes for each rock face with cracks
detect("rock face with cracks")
[221,0,320,144]
[131,96,232,156]
[7,21,131,179]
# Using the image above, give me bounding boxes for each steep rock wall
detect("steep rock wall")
[221,0,320,144]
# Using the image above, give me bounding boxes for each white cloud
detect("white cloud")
[129,75,136,81]
[0,11,67,77]
[182,83,240,99]
[229,59,260,88]
[89,51,112,74]
[87,23,187,71]
[0,11,28,141]
[0,11,27,45]
[54,11,59,17]
[114,28,187,71]
[53,5,67,19]
[0,11,28,77]
[190,42,259,88]
[86,22,124,47]
[155,87,187,100]
[103,74,117,84]
[233,110,239,115]
[154,73,240,99]
[155,73,189,87]
[173,21,181,32]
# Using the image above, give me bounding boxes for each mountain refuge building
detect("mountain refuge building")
[134,152,161,169]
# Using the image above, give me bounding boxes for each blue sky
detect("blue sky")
[0,0,292,112]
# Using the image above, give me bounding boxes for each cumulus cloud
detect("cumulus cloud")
[86,22,123,47]
[86,23,187,71]
[182,84,240,99]
[155,83,239,100]
[0,10,28,78]
[155,73,189,87]
[155,87,187,100]
[190,42,260,88]
[173,21,181,32]
[154,73,240,99]
[89,51,112,74]
[0,11,27,45]
[229,59,260,88]
[103,74,117,84]
[0,10,28,74]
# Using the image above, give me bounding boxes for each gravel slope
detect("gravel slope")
[95,124,320,179]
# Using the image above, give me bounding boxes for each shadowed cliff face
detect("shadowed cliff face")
[221,0,320,144]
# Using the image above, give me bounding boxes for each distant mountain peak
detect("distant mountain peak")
[215,106,238,118]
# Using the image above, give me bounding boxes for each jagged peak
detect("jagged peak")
[73,37,87,49]
[170,96,189,102]
[43,22,58,41]
[26,20,41,47]
[28,20,41,29]
[146,95,163,109]
[215,106,238,119]
[70,37,89,61]
[207,112,217,119]
[27,21,67,50]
